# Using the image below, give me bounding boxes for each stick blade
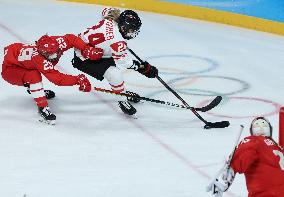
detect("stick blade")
[195,96,222,112]
[204,121,230,129]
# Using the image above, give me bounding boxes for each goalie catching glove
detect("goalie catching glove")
[132,60,158,78]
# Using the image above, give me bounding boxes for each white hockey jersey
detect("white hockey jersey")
[75,8,133,69]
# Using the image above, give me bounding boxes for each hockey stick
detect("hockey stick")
[94,87,222,112]
[206,125,244,195]
[127,47,229,129]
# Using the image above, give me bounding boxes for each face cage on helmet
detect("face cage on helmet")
[120,25,140,40]
[125,29,140,39]
[250,117,273,137]
[40,50,61,62]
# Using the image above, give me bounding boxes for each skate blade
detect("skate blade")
[39,118,56,125]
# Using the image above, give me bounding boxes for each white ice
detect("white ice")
[1,0,284,197]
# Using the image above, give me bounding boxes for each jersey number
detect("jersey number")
[43,60,54,70]
[18,47,34,61]
[117,42,126,52]
[56,37,67,49]
[88,33,106,46]
[84,20,106,47]
[273,150,284,170]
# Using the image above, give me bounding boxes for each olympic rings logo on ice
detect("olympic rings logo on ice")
[146,54,218,75]
[124,54,281,119]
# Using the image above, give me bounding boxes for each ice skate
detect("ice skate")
[118,101,138,118]
[38,106,56,125]
[43,90,56,99]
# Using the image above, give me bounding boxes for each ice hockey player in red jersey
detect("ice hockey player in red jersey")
[1,34,103,124]
[72,7,158,116]
[208,117,284,197]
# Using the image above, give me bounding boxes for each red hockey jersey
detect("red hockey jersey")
[3,34,87,86]
[231,135,284,197]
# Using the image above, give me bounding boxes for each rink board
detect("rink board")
[59,0,284,36]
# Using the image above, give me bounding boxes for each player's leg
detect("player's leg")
[103,66,137,115]
[72,55,138,115]
[2,63,55,100]
[22,70,56,124]
[1,65,56,124]
[25,84,55,100]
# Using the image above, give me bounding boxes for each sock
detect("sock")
[29,82,48,108]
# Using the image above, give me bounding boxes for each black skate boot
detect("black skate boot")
[43,90,56,99]
[126,91,141,103]
[25,84,55,99]
[38,106,56,125]
[118,101,137,116]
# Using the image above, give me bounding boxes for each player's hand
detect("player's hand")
[133,60,158,78]
[82,46,103,60]
[77,74,91,92]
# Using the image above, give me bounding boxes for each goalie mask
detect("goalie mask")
[36,35,61,62]
[118,10,142,40]
[250,117,272,137]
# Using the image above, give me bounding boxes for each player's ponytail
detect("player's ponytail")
[103,8,121,23]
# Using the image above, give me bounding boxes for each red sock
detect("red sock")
[34,96,48,108]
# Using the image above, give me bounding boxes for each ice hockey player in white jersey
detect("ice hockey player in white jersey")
[72,7,158,116]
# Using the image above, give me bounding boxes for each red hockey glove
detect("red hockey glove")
[77,74,91,92]
[81,46,103,60]
[133,60,158,78]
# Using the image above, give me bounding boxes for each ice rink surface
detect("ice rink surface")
[1,0,284,196]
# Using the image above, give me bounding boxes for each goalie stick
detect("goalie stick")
[206,125,244,195]
[127,47,229,129]
[94,87,222,112]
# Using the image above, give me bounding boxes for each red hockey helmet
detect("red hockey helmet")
[36,35,61,61]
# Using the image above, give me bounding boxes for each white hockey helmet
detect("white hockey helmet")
[250,117,272,137]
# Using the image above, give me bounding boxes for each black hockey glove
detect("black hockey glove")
[132,60,158,78]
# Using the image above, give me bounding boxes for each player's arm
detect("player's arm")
[44,70,91,92]
[57,34,103,60]
[36,58,91,92]
[110,41,158,78]
[230,137,259,173]
[207,137,259,195]
[43,69,77,86]
[61,34,87,51]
